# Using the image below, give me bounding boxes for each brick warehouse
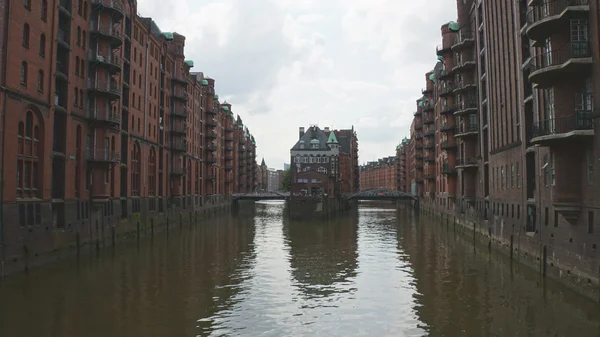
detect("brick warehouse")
[399,0,600,298]
[359,156,397,191]
[0,0,259,271]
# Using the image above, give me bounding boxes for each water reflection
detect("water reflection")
[399,208,600,337]
[283,206,359,301]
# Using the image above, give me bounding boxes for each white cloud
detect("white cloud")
[137,0,457,168]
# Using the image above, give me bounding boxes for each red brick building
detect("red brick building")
[400,0,600,292]
[324,127,359,194]
[396,137,410,194]
[359,157,397,191]
[0,0,258,266]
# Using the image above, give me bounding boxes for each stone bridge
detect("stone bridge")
[232,192,290,201]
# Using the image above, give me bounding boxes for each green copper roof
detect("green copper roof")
[448,21,459,32]
[299,140,305,143]
[418,101,424,107]
[437,55,444,62]
[201,79,208,86]
[214,95,219,100]
[162,32,174,40]
[429,73,436,81]
[223,106,229,111]
[327,131,338,144]
[402,136,409,144]
[184,60,194,67]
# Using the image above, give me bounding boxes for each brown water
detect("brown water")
[0,201,598,337]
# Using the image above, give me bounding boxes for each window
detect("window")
[83,1,87,19]
[82,32,86,50]
[37,71,43,92]
[20,62,27,85]
[74,87,78,106]
[75,56,80,75]
[39,34,45,57]
[501,167,504,188]
[543,154,548,186]
[78,0,82,15]
[77,27,81,46]
[22,24,29,47]
[41,0,47,20]
[131,142,141,196]
[587,149,594,184]
[17,111,42,199]
[511,164,515,188]
[79,89,83,108]
[516,162,520,188]
[25,0,30,10]
[80,59,85,77]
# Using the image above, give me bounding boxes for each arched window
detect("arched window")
[148,148,156,196]
[76,26,81,46]
[37,71,43,92]
[39,34,45,57]
[83,1,87,19]
[80,59,85,78]
[24,0,30,10]
[131,142,141,196]
[20,62,27,85]
[75,126,81,197]
[41,0,47,21]
[17,110,43,198]
[22,24,29,47]
[75,56,80,75]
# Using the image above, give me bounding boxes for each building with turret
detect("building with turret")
[290,125,341,198]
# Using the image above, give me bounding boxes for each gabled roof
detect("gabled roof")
[291,126,331,151]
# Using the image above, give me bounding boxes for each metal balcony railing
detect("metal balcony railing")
[457,123,478,134]
[440,83,455,95]
[457,157,478,167]
[452,30,474,47]
[91,0,125,12]
[441,140,457,149]
[89,52,122,68]
[527,0,589,25]
[441,163,456,174]
[530,41,591,73]
[171,123,187,134]
[90,24,122,40]
[531,111,594,139]
[88,79,121,95]
[170,108,187,118]
[86,149,120,162]
[87,109,121,124]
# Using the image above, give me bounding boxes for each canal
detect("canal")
[0,201,598,337]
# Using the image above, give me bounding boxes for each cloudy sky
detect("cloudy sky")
[138,0,456,169]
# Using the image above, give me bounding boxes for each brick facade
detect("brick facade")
[0,0,258,267]
[397,0,600,291]
[359,157,397,191]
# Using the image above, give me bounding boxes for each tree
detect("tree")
[281,168,291,191]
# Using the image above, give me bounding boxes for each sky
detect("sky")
[137,0,457,169]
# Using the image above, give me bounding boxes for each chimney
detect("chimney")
[299,127,305,139]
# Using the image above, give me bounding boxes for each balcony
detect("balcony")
[206,118,217,127]
[205,143,217,152]
[205,130,217,139]
[86,149,120,164]
[526,0,590,42]
[452,59,477,73]
[441,140,457,150]
[86,109,121,129]
[530,111,594,146]
[206,157,216,164]
[423,113,434,125]
[440,122,455,132]
[170,108,187,119]
[422,87,433,95]
[424,141,434,150]
[424,171,435,180]
[414,110,422,116]
[440,104,456,115]
[441,163,457,175]
[456,157,478,169]
[415,132,423,139]
[172,90,189,101]
[225,165,233,171]
[89,24,123,47]
[440,83,455,97]
[438,68,453,80]
[225,155,233,161]
[225,135,233,142]
[414,120,423,130]
[87,79,121,99]
[207,108,217,115]
[91,0,125,19]
[423,101,434,112]
[454,100,477,116]
[57,29,70,47]
[453,80,476,93]
[424,128,435,137]
[88,52,122,73]
[529,42,592,88]
[424,153,435,162]
[451,30,474,51]
[436,43,452,56]
[455,123,479,137]
[171,140,187,152]
[171,123,187,135]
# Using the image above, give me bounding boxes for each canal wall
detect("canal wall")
[0,197,232,278]
[418,201,600,303]
[288,197,353,221]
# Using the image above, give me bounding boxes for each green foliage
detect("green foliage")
[281,168,291,192]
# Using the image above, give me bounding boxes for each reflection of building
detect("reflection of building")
[290,125,341,197]
[283,208,359,299]
[359,157,397,190]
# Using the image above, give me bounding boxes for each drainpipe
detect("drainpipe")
[0,0,12,277]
